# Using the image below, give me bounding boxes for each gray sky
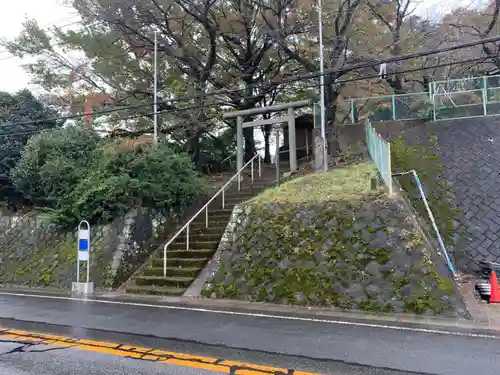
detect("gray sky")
[0,0,473,93]
[0,0,78,93]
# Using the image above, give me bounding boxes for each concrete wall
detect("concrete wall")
[390,117,500,271]
[342,116,500,271]
[0,208,167,289]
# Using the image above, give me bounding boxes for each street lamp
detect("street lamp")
[318,0,328,172]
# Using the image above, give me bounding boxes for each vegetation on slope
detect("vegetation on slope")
[0,90,61,208]
[203,162,459,316]
[391,136,462,251]
[11,126,206,228]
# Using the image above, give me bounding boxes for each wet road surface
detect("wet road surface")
[0,323,419,375]
[0,292,499,374]
[0,339,222,375]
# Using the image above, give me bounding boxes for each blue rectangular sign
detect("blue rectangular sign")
[79,239,89,251]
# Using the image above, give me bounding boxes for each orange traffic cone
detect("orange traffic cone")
[490,271,500,304]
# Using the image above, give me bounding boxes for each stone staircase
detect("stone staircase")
[124,163,276,296]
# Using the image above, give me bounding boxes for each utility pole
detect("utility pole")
[153,30,158,145]
[318,0,328,172]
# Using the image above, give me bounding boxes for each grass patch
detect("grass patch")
[249,162,378,205]
[204,162,458,316]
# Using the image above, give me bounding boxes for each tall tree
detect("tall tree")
[0,90,61,208]
[4,0,371,159]
[259,0,365,154]
[442,2,500,76]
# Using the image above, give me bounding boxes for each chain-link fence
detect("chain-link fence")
[432,76,485,93]
[432,89,484,120]
[486,87,500,116]
[393,92,431,120]
[340,93,431,124]
[314,74,500,127]
[352,95,394,122]
[365,120,392,194]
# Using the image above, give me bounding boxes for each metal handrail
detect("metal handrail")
[220,153,236,164]
[163,153,262,276]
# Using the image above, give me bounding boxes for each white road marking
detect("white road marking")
[0,291,497,339]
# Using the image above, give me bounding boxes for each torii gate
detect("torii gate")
[222,100,311,173]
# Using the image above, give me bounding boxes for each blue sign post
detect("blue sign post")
[73,220,93,294]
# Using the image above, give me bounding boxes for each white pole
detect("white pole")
[318,0,328,172]
[153,30,158,145]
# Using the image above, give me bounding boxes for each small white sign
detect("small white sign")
[78,227,90,261]
[76,220,91,283]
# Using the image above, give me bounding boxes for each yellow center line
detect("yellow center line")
[0,327,320,375]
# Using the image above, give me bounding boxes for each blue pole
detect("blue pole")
[411,170,457,277]
[391,95,396,120]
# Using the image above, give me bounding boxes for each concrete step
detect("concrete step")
[125,285,186,296]
[228,184,272,192]
[205,208,234,215]
[220,185,272,195]
[167,241,219,250]
[124,177,273,298]
[135,275,194,288]
[151,257,208,268]
[198,213,232,221]
[163,249,215,259]
[188,223,228,232]
[172,211,233,229]
[207,202,237,210]
[174,226,227,238]
[176,232,222,242]
[143,266,201,278]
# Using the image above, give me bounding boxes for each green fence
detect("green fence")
[365,120,392,194]
[335,73,500,125]
[432,89,484,120]
[342,92,432,124]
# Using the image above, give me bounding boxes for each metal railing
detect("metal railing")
[365,120,392,194]
[337,73,500,124]
[163,153,262,276]
[219,152,236,171]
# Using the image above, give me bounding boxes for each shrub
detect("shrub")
[11,126,101,207]
[12,128,206,227]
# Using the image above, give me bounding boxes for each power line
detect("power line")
[4,15,499,99]
[161,34,500,105]
[0,102,158,127]
[0,50,496,136]
[0,102,211,138]
[336,55,492,89]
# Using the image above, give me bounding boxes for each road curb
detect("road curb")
[2,284,500,335]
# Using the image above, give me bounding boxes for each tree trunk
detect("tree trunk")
[263,126,271,163]
[390,29,405,94]
[260,120,272,163]
[186,130,202,169]
[324,76,341,157]
[243,127,255,161]
[242,80,257,161]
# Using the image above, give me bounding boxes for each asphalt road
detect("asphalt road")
[0,340,222,375]
[0,292,499,375]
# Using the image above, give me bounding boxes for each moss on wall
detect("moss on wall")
[13,235,77,286]
[390,136,463,260]
[0,208,165,289]
[203,163,461,316]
